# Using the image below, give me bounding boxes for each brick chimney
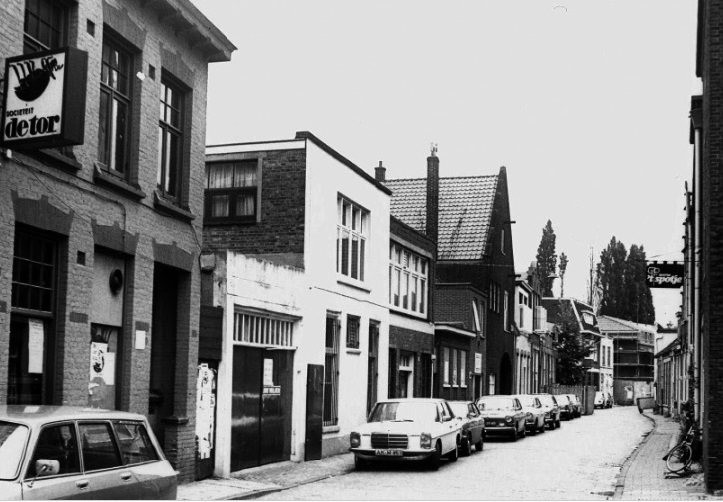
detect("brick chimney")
[426,146,439,244]
[375,161,386,182]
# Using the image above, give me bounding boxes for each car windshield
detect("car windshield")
[0,422,29,480]
[556,396,569,404]
[448,403,469,417]
[537,395,554,406]
[518,396,536,407]
[369,402,437,423]
[478,397,515,411]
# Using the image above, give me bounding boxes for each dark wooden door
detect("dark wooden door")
[305,364,323,461]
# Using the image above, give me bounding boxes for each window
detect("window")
[233,312,294,347]
[472,300,481,331]
[98,36,132,176]
[501,228,505,254]
[451,348,458,386]
[488,373,496,395]
[388,243,428,315]
[504,291,510,331]
[24,0,68,54]
[346,315,360,349]
[442,347,450,386]
[12,231,56,313]
[157,77,184,201]
[27,423,79,478]
[366,322,379,414]
[205,160,259,222]
[460,351,467,388]
[114,421,159,465]
[337,197,369,282]
[323,316,340,427]
[78,422,123,471]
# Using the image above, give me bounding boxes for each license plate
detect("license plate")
[375,449,403,456]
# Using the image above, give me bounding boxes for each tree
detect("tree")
[555,303,595,385]
[536,220,557,297]
[597,237,656,323]
[558,252,568,298]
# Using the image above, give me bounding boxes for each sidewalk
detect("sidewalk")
[176,453,354,500]
[614,410,716,501]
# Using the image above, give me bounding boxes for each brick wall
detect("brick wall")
[203,148,307,254]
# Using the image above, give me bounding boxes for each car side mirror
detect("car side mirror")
[36,460,59,477]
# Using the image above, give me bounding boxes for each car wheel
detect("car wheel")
[475,435,484,451]
[538,419,546,434]
[428,441,442,471]
[519,423,526,438]
[447,438,459,462]
[461,436,472,457]
[354,456,368,470]
[510,428,518,442]
[555,418,561,428]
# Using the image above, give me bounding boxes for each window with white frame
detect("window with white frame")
[460,351,467,388]
[443,347,450,386]
[472,300,482,332]
[324,315,340,426]
[389,242,428,315]
[337,196,369,282]
[346,314,360,349]
[233,312,294,347]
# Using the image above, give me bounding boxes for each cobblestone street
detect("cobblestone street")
[252,406,651,500]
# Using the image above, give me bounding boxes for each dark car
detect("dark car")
[533,393,561,429]
[565,394,583,417]
[476,395,527,441]
[554,394,575,420]
[0,406,176,500]
[448,401,485,456]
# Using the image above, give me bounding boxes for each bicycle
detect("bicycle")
[664,423,699,474]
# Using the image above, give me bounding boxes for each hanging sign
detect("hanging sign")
[645,262,684,289]
[1,46,87,149]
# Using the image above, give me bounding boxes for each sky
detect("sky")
[191,0,699,327]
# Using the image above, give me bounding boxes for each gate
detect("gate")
[305,364,324,461]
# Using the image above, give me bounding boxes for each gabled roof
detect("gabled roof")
[541,298,601,336]
[384,174,498,260]
[655,337,680,359]
[598,315,657,335]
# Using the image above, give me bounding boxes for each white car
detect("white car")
[349,398,462,470]
[513,394,547,434]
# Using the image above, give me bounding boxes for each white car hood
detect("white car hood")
[354,420,428,435]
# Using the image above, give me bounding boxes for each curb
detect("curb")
[612,411,656,500]
[227,469,355,500]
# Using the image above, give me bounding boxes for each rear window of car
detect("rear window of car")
[0,422,29,480]
[114,421,159,465]
[79,422,123,471]
[448,402,468,417]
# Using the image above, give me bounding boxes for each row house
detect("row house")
[654,323,686,418]
[598,315,655,403]
[201,132,394,476]
[0,0,234,482]
[383,156,515,398]
[514,263,556,394]
[543,298,612,396]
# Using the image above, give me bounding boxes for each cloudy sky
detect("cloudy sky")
[191,0,698,327]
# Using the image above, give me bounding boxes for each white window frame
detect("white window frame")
[388,242,428,317]
[337,196,369,283]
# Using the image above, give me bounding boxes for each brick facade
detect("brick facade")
[0,0,233,483]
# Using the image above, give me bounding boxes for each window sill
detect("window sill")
[203,217,256,226]
[322,425,340,434]
[336,277,371,293]
[93,162,146,200]
[153,191,195,222]
[346,348,362,355]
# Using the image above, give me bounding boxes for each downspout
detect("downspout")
[693,119,702,424]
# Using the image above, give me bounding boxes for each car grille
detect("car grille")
[371,433,408,449]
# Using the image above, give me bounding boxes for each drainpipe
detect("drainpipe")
[692,108,702,424]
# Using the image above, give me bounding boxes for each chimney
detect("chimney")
[375,161,386,182]
[426,145,439,244]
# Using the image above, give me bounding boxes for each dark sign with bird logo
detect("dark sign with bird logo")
[645,262,684,289]
[1,46,87,148]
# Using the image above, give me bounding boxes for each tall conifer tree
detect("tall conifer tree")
[536,220,557,297]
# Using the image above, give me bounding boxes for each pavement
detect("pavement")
[178,409,721,501]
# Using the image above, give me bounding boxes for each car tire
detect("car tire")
[519,423,526,439]
[447,438,459,462]
[428,441,442,471]
[354,456,368,471]
[538,419,546,434]
[461,436,472,457]
[555,418,561,428]
[475,436,484,451]
[510,428,518,442]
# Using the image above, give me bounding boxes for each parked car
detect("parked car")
[448,401,485,456]
[594,391,613,409]
[513,395,546,434]
[0,405,177,500]
[476,395,527,441]
[566,394,583,417]
[349,398,462,470]
[533,393,561,429]
[555,394,575,420]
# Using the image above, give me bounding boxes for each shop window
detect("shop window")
[337,196,368,282]
[24,0,68,54]
[157,76,185,202]
[205,160,259,223]
[98,34,133,177]
[323,316,340,427]
[346,315,360,349]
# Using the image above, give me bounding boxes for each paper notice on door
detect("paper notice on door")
[28,319,44,374]
[263,358,274,386]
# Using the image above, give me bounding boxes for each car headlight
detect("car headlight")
[350,432,361,448]
[420,432,432,449]
[505,416,512,423]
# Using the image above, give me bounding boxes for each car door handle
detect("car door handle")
[76,480,89,489]
[121,471,132,481]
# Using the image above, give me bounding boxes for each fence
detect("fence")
[541,383,597,415]
[613,379,653,406]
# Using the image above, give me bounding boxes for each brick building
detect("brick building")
[384,155,515,397]
[685,0,723,491]
[201,131,391,475]
[0,0,234,482]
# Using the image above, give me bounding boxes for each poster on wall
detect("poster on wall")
[196,364,216,460]
[89,342,111,382]
[27,319,44,374]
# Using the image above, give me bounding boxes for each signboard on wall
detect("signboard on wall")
[645,262,684,289]
[474,353,483,374]
[1,46,87,149]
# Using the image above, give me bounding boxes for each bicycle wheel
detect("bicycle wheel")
[666,443,692,473]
